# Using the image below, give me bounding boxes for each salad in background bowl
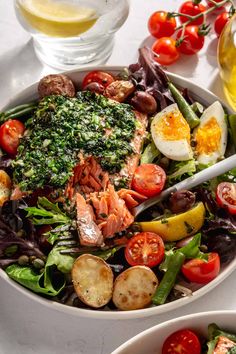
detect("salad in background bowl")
[110,311,236,354]
[0,47,235,319]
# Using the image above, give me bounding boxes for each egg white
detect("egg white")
[151,103,193,161]
[193,101,227,165]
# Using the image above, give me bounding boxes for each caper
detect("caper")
[131,91,157,115]
[18,255,29,266]
[32,258,45,269]
[29,255,37,263]
[16,230,25,238]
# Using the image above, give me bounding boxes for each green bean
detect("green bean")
[0,102,37,124]
[3,102,36,117]
[152,251,185,305]
[168,82,200,129]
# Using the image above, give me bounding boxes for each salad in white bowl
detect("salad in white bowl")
[111,311,236,353]
[0,47,235,317]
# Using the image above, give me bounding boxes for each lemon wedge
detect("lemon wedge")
[18,0,98,37]
[138,202,206,242]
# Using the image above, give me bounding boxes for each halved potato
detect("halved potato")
[112,266,158,311]
[0,170,11,206]
[72,254,114,308]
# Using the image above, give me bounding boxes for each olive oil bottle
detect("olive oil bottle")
[218,14,236,111]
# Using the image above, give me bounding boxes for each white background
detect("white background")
[0,1,236,354]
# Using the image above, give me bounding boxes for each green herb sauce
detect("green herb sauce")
[13,92,136,191]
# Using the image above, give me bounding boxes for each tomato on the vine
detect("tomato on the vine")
[214,12,230,37]
[125,232,165,268]
[162,329,201,354]
[152,37,180,65]
[176,25,205,55]
[148,11,176,39]
[132,163,166,197]
[179,1,206,26]
[181,252,220,284]
[0,119,25,156]
[206,0,225,13]
[216,182,236,215]
[82,71,114,90]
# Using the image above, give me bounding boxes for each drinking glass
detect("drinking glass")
[14,0,130,70]
[217,13,236,111]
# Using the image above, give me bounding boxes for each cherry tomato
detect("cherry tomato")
[0,119,25,156]
[206,0,225,13]
[148,11,177,39]
[82,71,114,90]
[181,252,220,284]
[132,163,166,197]
[216,182,236,215]
[179,1,206,26]
[125,232,165,267]
[176,26,205,55]
[162,329,201,354]
[152,37,180,66]
[214,12,230,37]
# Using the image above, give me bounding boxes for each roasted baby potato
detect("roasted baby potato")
[72,254,114,308]
[112,266,158,311]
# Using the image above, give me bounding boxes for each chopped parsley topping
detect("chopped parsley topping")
[13,92,136,191]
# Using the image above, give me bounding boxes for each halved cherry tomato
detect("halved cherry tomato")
[152,37,180,66]
[82,71,114,90]
[162,329,201,354]
[216,182,236,215]
[214,12,230,37]
[176,25,205,55]
[181,252,220,284]
[179,1,206,26]
[125,232,165,267]
[0,119,25,156]
[132,163,166,197]
[148,11,176,39]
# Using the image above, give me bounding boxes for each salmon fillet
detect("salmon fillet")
[110,110,148,187]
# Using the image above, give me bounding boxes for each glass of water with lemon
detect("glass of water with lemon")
[14,0,129,69]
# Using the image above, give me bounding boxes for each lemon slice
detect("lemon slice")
[138,202,206,242]
[18,0,98,37]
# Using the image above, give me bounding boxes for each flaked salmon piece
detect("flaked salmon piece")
[88,184,134,239]
[75,193,103,246]
[118,189,147,209]
[99,196,109,216]
[66,156,110,200]
[213,336,236,353]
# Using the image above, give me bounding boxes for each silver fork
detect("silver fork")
[132,154,236,219]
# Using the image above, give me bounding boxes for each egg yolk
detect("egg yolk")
[154,109,191,141]
[195,117,221,155]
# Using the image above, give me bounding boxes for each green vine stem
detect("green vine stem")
[168,0,234,31]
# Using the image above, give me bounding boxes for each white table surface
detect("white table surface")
[0,1,236,354]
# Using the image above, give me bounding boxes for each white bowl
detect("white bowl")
[111,310,236,354]
[0,66,235,320]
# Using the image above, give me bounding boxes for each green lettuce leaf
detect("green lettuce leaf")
[168,159,196,185]
[25,197,70,225]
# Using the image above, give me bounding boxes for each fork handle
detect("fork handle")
[133,154,236,218]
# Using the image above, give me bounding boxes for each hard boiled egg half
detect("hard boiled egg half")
[151,103,193,161]
[193,101,227,165]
